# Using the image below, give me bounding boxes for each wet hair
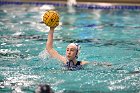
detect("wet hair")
[35,84,54,93]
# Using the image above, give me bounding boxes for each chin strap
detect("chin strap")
[66,58,72,66]
[66,57,75,69]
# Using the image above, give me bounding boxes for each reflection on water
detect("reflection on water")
[67,0,77,14]
[0,3,140,93]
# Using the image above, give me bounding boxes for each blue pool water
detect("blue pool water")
[0,3,140,93]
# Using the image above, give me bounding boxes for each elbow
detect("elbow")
[46,46,52,53]
[46,44,53,53]
[46,47,52,56]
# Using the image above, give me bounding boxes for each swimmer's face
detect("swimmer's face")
[66,44,77,60]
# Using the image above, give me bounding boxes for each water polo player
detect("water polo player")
[43,10,111,70]
[46,27,112,70]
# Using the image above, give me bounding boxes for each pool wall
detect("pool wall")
[1,0,140,4]
[0,0,140,10]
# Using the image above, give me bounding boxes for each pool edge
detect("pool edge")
[0,0,140,10]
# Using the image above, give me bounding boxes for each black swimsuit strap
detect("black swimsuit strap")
[75,61,81,66]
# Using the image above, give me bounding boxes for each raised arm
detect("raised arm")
[46,27,66,63]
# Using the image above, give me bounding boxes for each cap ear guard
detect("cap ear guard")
[74,43,80,59]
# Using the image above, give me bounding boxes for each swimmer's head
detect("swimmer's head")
[35,84,54,93]
[66,43,80,60]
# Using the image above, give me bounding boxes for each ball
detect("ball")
[43,10,59,27]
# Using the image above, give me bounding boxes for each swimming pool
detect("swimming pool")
[0,2,140,93]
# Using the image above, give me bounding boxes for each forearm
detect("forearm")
[46,28,55,51]
[45,27,65,62]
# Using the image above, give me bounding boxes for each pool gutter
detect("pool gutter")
[0,0,140,10]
